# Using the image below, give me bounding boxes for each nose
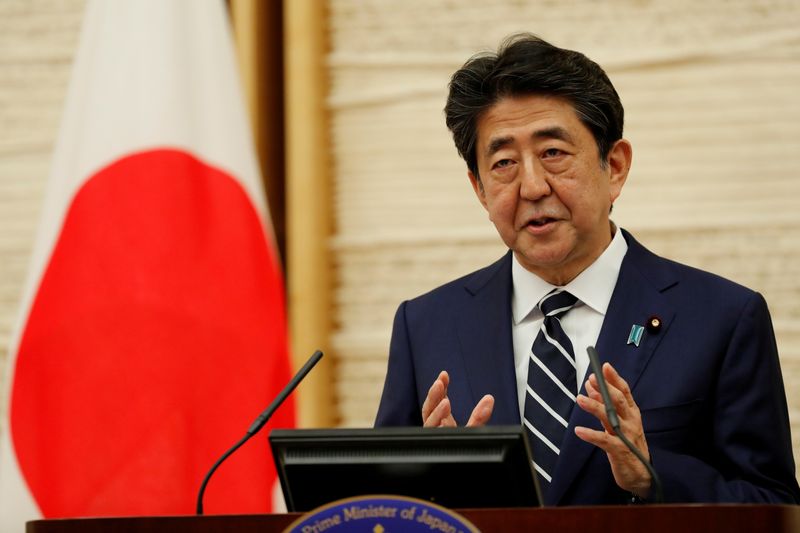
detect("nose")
[519,162,551,200]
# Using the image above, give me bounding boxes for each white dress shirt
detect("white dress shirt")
[511,227,628,418]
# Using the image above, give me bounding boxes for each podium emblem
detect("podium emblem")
[283,494,480,532]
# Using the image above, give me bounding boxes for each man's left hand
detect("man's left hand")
[574,362,652,499]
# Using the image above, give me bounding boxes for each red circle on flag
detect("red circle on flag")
[11,148,293,517]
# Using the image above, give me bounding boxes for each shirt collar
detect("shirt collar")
[511,225,628,325]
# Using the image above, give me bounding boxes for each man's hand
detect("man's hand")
[421,370,494,427]
[574,362,652,499]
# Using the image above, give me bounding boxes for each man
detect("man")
[375,34,800,505]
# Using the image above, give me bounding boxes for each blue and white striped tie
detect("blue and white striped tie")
[524,288,579,489]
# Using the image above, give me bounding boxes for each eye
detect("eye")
[542,148,563,158]
[492,158,514,170]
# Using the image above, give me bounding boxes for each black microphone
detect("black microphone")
[196,349,324,515]
[586,346,664,503]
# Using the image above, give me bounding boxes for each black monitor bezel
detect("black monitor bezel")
[269,425,542,512]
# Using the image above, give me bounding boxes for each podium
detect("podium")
[26,505,800,532]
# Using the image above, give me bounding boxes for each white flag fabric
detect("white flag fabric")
[0,0,293,527]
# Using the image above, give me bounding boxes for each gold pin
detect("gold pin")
[647,316,662,334]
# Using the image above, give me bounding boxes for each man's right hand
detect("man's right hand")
[421,370,494,427]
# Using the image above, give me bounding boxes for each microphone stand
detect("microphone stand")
[195,349,324,515]
[587,346,664,503]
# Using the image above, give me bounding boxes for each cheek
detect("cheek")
[561,169,610,216]
[550,180,582,212]
[485,186,519,225]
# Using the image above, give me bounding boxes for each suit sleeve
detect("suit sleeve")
[374,301,423,427]
[653,292,800,503]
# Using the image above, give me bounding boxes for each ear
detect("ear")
[606,138,632,203]
[468,169,488,210]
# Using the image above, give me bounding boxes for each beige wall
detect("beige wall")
[326,0,800,470]
[0,0,86,424]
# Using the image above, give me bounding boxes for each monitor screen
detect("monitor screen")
[269,425,542,512]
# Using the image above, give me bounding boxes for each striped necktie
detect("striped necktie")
[524,288,579,489]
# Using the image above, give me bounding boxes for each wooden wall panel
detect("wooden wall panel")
[325,0,800,476]
[0,0,86,426]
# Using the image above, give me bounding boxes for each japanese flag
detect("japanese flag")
[0,0,293,527]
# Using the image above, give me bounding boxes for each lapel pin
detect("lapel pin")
[627,324,645,347]
[647,315,662,334]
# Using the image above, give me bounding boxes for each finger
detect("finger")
[421,380,443,422]
[589,369,629,418]
[574,425,621,452]
[598,365,643,430]
[574,426,637,470]
[576,425,652,496]
[423,397,455,428]
[585,377,601,401]
[584,378,614,430]
[466,394,495,426]
[603,363,635,408]
[439,370,450,390]
[421,371,449,421]
[602,365,647,452]
[576,392,615,434]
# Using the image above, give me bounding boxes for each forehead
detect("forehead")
[475,94,592,153]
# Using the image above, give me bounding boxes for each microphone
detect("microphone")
[196,349,324,515]
[586,346,664,503]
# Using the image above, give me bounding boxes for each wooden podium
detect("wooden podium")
[26,505,800,532]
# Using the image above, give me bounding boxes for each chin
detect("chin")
[517,251,570,272]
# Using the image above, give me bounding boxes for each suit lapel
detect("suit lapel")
[455,252,521,425]
[547,231,677,504]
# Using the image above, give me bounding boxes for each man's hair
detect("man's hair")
[445,34,624,177]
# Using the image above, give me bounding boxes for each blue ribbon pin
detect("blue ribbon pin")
[627,324,645,347]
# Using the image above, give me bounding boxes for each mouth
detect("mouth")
[526,217,558,228]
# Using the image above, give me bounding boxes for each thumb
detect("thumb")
[466,394,495,426]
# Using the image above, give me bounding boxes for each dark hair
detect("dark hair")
[445,34,624,177]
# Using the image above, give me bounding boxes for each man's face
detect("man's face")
[469,94,631,286]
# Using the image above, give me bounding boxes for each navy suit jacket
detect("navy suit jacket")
[375,229,800,505]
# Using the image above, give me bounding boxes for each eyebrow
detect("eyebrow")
[484,126,576,158]
[534,126,575,144]
[485,136,514,158]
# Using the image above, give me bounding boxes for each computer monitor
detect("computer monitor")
[269,425,542,512]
